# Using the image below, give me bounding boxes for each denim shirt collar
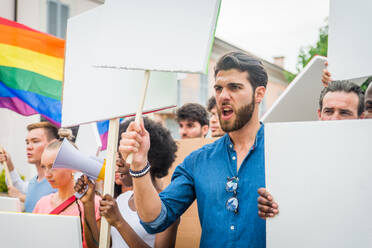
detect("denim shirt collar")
[224,122,264,151]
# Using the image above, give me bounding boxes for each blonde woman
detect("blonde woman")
[33,129,101,248]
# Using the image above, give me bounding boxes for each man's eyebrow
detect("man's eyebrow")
[227,82,244,86]
[323,107,334,111]
[25,138,38,142]
[340,109,353,113]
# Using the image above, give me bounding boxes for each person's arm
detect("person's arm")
[100,194,152,248]
[75,175,100,248]
[7,186,26,202]
[257,188,279,219]
[154,218,180,248]
[118,121,162,223]
[0,149,15,172]
[9,170,29,194]
[119,120,196,234]
[0,150,29,194]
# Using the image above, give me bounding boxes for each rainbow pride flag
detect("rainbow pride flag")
[0,17,64,125]
[0,17,111,150]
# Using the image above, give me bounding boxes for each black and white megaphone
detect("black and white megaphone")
[52,138,106,198]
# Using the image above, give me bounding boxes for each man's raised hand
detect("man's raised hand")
[118,120,150,170]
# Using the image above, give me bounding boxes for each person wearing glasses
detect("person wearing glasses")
[119,52,269,247]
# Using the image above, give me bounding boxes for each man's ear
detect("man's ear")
[359,111,366,119]
[317,109,322,120]
[202,125,209,137]
[255,86,266,104]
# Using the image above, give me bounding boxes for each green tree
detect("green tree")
[361,77,372,92]
[285,24,328,82]
[0,169,8,193]
[0,169,25,193]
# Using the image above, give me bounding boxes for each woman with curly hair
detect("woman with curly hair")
[76,117,179,248]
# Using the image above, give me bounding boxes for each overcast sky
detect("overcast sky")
[215,0,329,73]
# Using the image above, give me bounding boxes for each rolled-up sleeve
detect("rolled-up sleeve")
[140,154,197,234]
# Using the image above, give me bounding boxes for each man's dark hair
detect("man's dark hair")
[207,96,216,112]
[214,51,268,90]
[119,117,177,180]
[319,80,365,116]
[176,103,209,126]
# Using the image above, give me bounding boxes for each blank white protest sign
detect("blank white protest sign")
[75,123,102,156]
[0,196,21,212]
[0,212,82,248]
[265,120,372,248]
[328,0,372,80]
[95,0,221,73]
[261,56,326,123]
[62,5,179,127]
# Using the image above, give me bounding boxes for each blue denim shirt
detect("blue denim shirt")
[141,124,266,248]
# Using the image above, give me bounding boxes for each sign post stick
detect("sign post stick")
[0,145,13,187]
[126,70,151,164]
[99,70,150,248]
[98,118,119,248]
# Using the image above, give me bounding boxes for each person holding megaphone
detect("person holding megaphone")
[33,129,101,248]
[75,118,180,248]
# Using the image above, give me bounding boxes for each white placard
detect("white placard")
[0,212,83,248]
[0,196,21,212]
[328,0,372,80]
[75,123,102,157]
[63,5,178,127]
[93,0,221,73]
[265,120,372,248]
[261,56,326,123]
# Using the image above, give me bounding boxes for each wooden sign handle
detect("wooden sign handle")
[98,118,119,248]
[99,70,151,248]
[0,145,13,187]
[126,70,151,164]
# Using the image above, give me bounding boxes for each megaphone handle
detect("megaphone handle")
[75,190,87,199]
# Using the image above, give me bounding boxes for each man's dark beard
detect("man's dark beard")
[219,96,255,132]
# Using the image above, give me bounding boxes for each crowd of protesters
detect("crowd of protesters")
[0,51,370,247]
